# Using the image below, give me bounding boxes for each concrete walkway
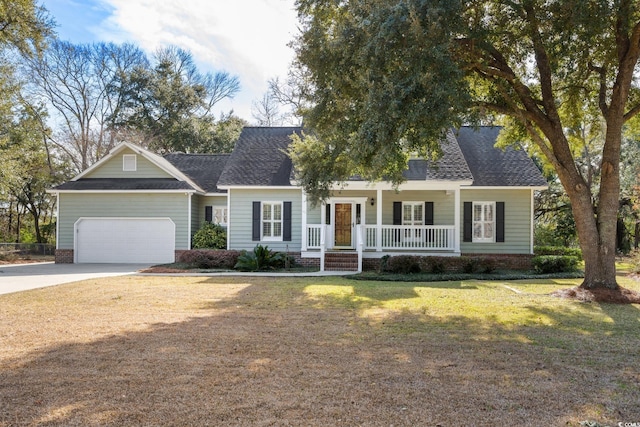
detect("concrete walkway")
[0,262,358,296]
[0,263,151,295]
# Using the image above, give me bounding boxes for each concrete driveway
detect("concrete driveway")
[0,263,151,295]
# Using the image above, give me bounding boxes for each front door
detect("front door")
[334,203,353,247]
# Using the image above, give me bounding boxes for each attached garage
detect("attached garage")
[75,218,176,263]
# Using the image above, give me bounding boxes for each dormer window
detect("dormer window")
[123,154,137,171]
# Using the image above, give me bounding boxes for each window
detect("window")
[123,154,137,171]
[402,202,423,226]
[402,201,424,240]
[205,206,227,225]
[213,207,227,225]
[473,202,495,242]
[262,202,283,240]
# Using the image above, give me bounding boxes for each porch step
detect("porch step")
[324,252,359,272]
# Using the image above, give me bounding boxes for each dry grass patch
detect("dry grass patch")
[1,276,639,426]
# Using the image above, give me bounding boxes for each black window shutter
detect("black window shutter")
[425,202,434,225]
[252,202,261,241]
[205,206,213,223]
[496,202,505,242]
[393,202,402,225]
[325,204,331,225]
[463,202,472,242]
[283,201,292,241]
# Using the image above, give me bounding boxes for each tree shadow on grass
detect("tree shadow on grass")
[0,276,639,426]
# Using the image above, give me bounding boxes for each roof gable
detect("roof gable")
[70,142,206,193]
[82,147,173,179]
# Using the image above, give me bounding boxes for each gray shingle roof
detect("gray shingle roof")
[53,178,196,191]
[455,126,547,187]
[217,127,303,187]
[52,126,547,192]
[164,153,230,193]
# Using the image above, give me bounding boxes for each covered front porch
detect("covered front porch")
[300,185,464,272]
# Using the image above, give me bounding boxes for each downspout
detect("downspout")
[454,188,461,254]
[226,189,231,250]
[187,193,192,249]
[530,189,535,254]
[301,190,308,251]
[55,193,59,250]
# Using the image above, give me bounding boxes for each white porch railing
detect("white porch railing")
[307,224,455,251]
[307,224,323,249]
[364,225,455,251]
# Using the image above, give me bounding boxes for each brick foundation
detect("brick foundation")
[55,249,74,264]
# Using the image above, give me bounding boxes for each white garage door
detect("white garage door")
[75,218,175,263]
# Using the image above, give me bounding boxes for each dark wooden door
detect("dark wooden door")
[334,203,352,247]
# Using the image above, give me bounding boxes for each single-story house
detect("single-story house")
[49,126,548,271]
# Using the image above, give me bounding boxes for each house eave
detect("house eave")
[47,189,199,194]
[217,185,302,191]
[462,185,548,190]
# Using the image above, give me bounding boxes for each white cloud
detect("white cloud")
[94,0,299,121]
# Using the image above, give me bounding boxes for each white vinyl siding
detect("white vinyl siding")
[461,189,532,254]
[228,188,302,251]
[57,193,191,250]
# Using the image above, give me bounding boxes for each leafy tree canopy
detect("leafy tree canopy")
[292,0,640,290]
[0,0,52,57]
[114,46,241,153]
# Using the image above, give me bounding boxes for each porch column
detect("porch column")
[376,188,382,251]
[301,190,308,251]
[454,188,461,254]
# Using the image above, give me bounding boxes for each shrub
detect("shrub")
[461,257,477,274]
[479,258,496,274]
[178,250,240,269]
[532,255,579,274]
[534,246,582,261]
[382,255,422,274]
[192,223,227,249]
[234,245,286,271]
[428,258,446,274]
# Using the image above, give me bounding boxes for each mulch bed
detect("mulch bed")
[551,285,640,303]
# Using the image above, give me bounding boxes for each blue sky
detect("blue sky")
[41,0,299,122]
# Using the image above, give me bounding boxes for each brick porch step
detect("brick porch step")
[324,252,359,271]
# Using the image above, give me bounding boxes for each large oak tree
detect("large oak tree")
[292,0,640,291]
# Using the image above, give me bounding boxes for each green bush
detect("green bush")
[534,246,582,261]
[532,255,579,274]
[192,223,227,249]
[234,245,287,271]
